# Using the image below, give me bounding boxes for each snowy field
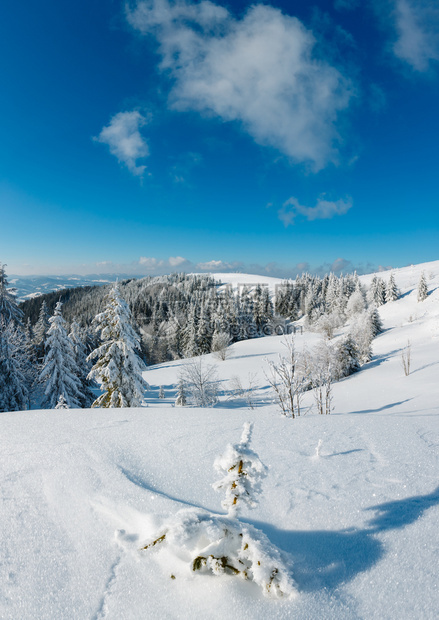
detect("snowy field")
[1,261,439,619]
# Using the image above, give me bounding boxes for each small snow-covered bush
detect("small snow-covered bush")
[140,423,296,599]
[141,509,296,598]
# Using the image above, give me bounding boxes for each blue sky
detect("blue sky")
[1,0,439,277]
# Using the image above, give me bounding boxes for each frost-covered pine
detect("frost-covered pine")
[346,289,365,316]
[55,394,69,409]
[417,271,428,302]
[0,318,30,412]
[335,334,361,379]
[69,321,95,407]
[175,379,187,406]
[0,263,23,325]
[368,276,386,307]
[39,302,84,409]
[385,273,399,303]
[213,422,267,518]
[33,300,50,362]
[141,423,296,598]
[367,306,383,337]
[87,283,147,408]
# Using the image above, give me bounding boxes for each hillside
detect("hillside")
[1,261,439,618]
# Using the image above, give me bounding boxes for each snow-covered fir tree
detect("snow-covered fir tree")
[417,271,428,302]
[68,321,95,407]
[385,273,399,303]
[335,334,361,379]
[141,423,295,598]
[55,394,69,409]
[0,318,30,412]
[87,283,147,408]
[368,276,386,307]
[175,378,187,406]
[0,263,23,325]
[33,300,50,362]
[213,422,267,517]
[39,302,84,409]
[367,306,383,337]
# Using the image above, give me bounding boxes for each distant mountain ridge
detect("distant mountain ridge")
[9,274,128,303]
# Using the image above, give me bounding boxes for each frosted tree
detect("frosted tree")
[33,300,50,362]
[69,321,95,407]
[335,334,361,379]
[368,276,386,306]
[140,423,296,598]
[87,283,147,408]
[265,337,305,418]
[346,289,365,316]
[367,306,383,337]
[211,330,230,360]
[351,312,373,364]
[55,394,69,409]
[0,263,23,325]
[175,378,187,406]
[311,340,335,415]
[39,302,83,409]
[0,318,30,412]
[385,273,399,303]
[213,422,267,518]
[417,272,428,302]
[179,358,219,407]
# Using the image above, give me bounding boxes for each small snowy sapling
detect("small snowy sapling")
[140,423,296,598]
[213,422,267,518]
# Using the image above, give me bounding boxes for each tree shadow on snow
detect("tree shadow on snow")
[246,484,439,592]
[350,398,413,414]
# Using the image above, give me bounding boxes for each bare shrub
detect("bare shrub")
[401,340,411,376]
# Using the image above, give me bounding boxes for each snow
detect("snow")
[1,260,439,618]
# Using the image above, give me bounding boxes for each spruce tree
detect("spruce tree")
[39,302,83,409]
[417,272,428,302]
[385,273,399,303]
[69,321,95,407]
[0,263,23,325]
[175,378,187,406]
[0,318,30,412]
[87,284,148,408]
[33,300,50,362]
[335,334,361,379]
[367,307,383,337]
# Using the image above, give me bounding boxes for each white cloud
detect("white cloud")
[279,195,353,226]
[139,256,162,268]
[168,256,188,266]
[391,0,439,71]
[95,110,149,176]
[196,259,235,271]
[127,1,354,170]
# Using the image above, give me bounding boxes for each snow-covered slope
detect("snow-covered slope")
[1,261,439,619]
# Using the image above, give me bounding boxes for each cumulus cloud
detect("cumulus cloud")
[169,255,188,266]
[94,110,150,176]
[127,0,354,170]
[278,195,353,226]
[391,0,439,71]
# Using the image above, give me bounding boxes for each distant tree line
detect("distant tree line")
[2,260,425,413]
